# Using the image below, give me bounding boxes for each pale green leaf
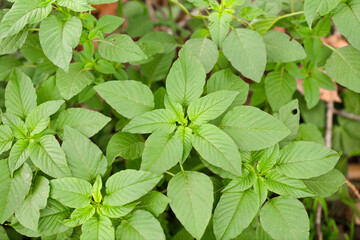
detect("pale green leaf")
[304,0,341,28]
[175,126,193,163]
[8,139,29,174]
[38,199,70,236]
[57,0,94,12]
[100,202,137,219]
[141,51,176,82]
[222,169,257,193]
[138,191,169,217]
[208,12,232,48]
[63,205,95,227]
[1,112,27,138]
[0,125,13,155]
[0,56,21,80]
[0,30,28,55]
[275,100,300,146]
[257,144,279,173]
[81,215,114,240]
[303,77,320,109]
[97,15,124,33]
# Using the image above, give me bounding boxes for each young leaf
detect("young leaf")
[95,80,154,119]
[275,100,300,147]
[208,12,232,48]
[0,161,32,224]
[0,125,13,155]
[57,0,94,12]
[15,176,50,231]
[138,191,169,217]
[260,197,310,240]
[8,139,29,174]
[115,210,165,240]
[257,144,279,173]
[222,28,266,82]
[167,171,213,239]
[1,112,28,139]
[262,31,306,62]
[304,0,340,28]
[166,48,206,106]
[62,126,108,182]
[213,190,259,240]
[98,34,147,63]
[276,141,340,179]
[222,169,257,193]
[175,126,193,163]
[81,215,114,240]
[220,106,290,151]
[63,205,95,228]
[97,15,124,33]
[187,90,239,125]
[104,170,162,206]
[5,69,37,119]
[50,177,92,209]
[29,135,71,178]
[100,202,138,219]
[39,16,82,71]
[192,124,242,177]
[0,31,28,55]
[56,63,94,100]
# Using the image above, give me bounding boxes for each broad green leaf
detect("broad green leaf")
[260,197,309,240]
[106,132,144,164]
[105,170,162,206]
[97,15,124,33]
[263,31,306,62]
[297,123,325,144]
[123,109,177,134]
[62,126,108,182]
[167,171,213,239]
[0,55,21,80]
[175,126,193,163]
[188,90,239,125]
[0,0,53,39]
[206,69,249,108]
[20,33,45,63]
[98,34,147,63]
[303,77,320,109]
[37,76,63,104]
[264,170,313,198]
[138,191,169,217]
[5,69,37,119]
[252,17,280,35]
[50,177,92,208]
[257,144,279,173]
[254,177,268,206]
[38,199,70,236]
[39,16,82,71]
[0,160,32,224]
[222,169,257,193]
[25,100,64,135]
[56,63,94,100]
[166,48,206,106]
[100,202,137,219]
[220,106,290,151]
[81,215,114,240]
[139,32,178,54]
[141,51,176,82]
[8,139,29,174]
[213,190,259,240]
[312,70,335,90]
[54,108,111,138]
[63,205,95,227]
[183,38,219,73]
[0,30,28,55]
[164,94,185,123]
[95,80,154,119]
[325,46,360,93]
[1,112,28,138]
[57,0,94,12]
[15,176,49,231]
[208,12,232,48]
[275,100,300,146]
[222,28,266,82]
[116,210,165,240]
[29,135,71,178]
[265,71,296,111]
[192,124,242,176]
[302,169,345,198]
[276,141,340,179]
[304,0,340,27]
[188,0,209,8]
[0,125,13,155]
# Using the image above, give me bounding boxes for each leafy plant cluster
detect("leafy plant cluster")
[0,0,359,239]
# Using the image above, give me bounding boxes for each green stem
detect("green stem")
[232,16,253,29]
[179,162,185,173]
[279,11,304,20]
[322,42,336,51]
[118,0,123,17]
[170,0,208,20]
[165,171,175,177]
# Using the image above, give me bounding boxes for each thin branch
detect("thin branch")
[316,201,323,240]
[333,109,360,122]
[346,179,360,201]
[325,102,334,148]
[145,0,156,21]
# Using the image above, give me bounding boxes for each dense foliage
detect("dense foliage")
[0,0,359,239]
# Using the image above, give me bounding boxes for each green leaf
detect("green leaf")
[5,69,37,119]
[254,177,268,206]
[192,124,242,177]
[297,124,325,144]
[141,51,176,82]
[57,0,94,12]
[98,34,147,63]
[325,46,360,93]
[0,30,28,55]
[222,169,257,193]
[302,169,345,198]
[188,90,239,125]
[1,112,28,138]
[304,0,340,28]
[105,170,162,206]
[0,125,13,155]
[264,170,314,198]
[303,77,320,109]
[213,190,259,240]
[62,126,108,182]
[164,94,185,123]
[50,177,92,208]
[95,80,154,119]
[97,15,124,33]
[208,12,232,48]
[63,205,95,227]
[92,175,102,203]
[38,199,70,236]
[167,171,213,239]
[141,131,182,174]
[256,144,279,173]
[265,71,296,111]
[222,28,266,82]
[0,0,53,39]
[260,197,309,240]
[29,135,71,178]
[39,16,82,71]
[81,215,114,240]
[166,48,206,106]
[106,132,144,164]
[54,108,111,138]
[220,106,290,151]
[0,160,32,224]
[116,210,165,240]
[312,70,335,90]
[56,63,94,100]
[0,226,9,240]
[88,0,118,3]
[100,202,137,219]
[276,141,340,179]
[138,191,169,217]
[206,69,249,108]
[0,56,22,81]
[123,109,177,134]
[175,126,193,163]
[263,31,306,62]
[275,100,300,146]
[183,38,219,73]
[25,100,64,135]
[8,139,29,174]
[15,176,49,231]
[37,76,62,104]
